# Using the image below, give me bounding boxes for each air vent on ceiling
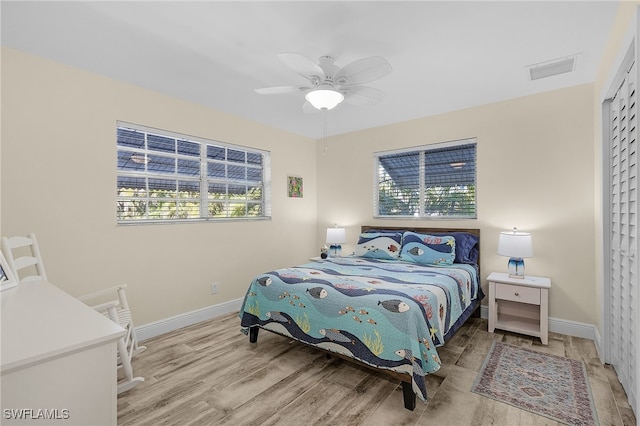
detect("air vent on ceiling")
[527,55,578,81]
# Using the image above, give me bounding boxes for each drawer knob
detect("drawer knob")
[514,292,519,296]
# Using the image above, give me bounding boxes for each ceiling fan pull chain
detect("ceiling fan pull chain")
[323,111,329,155]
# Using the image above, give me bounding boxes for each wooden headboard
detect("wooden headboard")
[360,225,481,267]
[360,225,480,238]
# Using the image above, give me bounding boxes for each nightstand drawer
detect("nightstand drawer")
[495,283,540,305]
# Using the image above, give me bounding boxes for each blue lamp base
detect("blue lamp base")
[329,244,342,257]
[508,257,525,278]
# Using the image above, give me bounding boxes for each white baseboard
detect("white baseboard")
[593,326,603,361]
[548,316,596,340]
[479,305,596,340]
[135,298,244,342]
[138,300,596,343]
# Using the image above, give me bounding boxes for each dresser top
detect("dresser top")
[487,271,551,288]
[1,280,125,374]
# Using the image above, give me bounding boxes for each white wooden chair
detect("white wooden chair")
[1,233,145,393]
[1,233,48,282]
[79,284,146,394]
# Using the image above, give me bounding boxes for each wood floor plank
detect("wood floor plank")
[417,379,481,425]
[314,373,400,425]
[443,317,484,348]
[117,314,636,426]
[362,384,427,426]
[604,364,634,410]
[258,378,353,426]
[436,343,465,366]
[454,330,502,372]
[210,354,342,425]
[528,335,565,357]
[205,349,328,411]
[589,375,625,426]
[470,398,563,426]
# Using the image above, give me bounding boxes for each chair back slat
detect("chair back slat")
[1,233,48,282]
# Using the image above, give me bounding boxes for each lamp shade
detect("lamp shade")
[305,88,344,110]
[497,229,533,258]
[326,227,346,244]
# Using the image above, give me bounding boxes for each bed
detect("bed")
[239,226,483,410]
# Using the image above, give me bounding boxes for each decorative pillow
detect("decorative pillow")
[400,231,456,265]
[355,231,403,260]
[430,231,480,264]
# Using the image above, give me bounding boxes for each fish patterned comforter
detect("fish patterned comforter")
[239,256,482,402]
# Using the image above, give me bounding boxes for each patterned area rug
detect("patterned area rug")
[471,341,599,426]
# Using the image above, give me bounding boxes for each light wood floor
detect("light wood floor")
[118,313,636,425]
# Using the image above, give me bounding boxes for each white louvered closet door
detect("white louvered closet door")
[609,59,638,415]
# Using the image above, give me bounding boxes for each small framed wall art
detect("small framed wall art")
[288,175,303,198]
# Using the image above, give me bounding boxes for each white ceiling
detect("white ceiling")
[1,1,620,139]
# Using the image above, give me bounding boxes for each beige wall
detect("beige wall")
[4,1,637,330]
[317,84,597,325]
[1,47,318,325]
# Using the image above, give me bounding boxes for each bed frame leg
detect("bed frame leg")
[401,381,416,411]
[472,304,481,318]
[249,327,259,343]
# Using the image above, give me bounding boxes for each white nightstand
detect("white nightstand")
[487,272,551,345]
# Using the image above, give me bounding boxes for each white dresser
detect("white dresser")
[1,280,125,425]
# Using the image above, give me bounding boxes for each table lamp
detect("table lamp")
[326,226,346,257]
[497,228,533,278]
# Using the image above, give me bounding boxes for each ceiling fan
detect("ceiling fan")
[255,53,392,112]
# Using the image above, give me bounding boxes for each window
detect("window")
[375,139,476,218]
[117,122,271,223]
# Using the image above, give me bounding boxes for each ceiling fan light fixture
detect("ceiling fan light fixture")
[305,88,344,110]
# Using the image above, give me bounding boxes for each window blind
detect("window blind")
[117,123,270,222]
[375,139,477,218]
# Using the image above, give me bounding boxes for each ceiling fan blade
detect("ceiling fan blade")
[255,85,308,95]
[334,56,392,86]
[278,53,324,81]
[343,86,386,106]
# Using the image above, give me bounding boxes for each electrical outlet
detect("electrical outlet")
[210,282,218,294]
